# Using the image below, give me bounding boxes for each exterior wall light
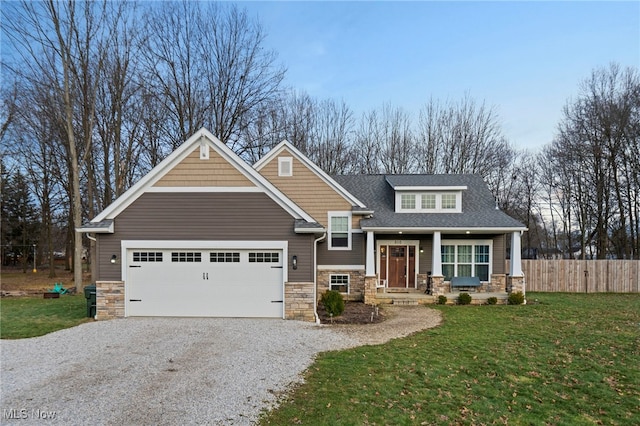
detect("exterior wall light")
[292,255,298,270]
[110,254,117,264]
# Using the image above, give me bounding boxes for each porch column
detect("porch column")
[432,231,442,276]
[510,231,523,276]
[365,231,375,276]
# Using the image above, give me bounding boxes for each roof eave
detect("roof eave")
[76,221,114,234]
[294,227,327,234]
[361,226,528,234]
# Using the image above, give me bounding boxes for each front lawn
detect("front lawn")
[0,295,91,339]
[261,293,640,425]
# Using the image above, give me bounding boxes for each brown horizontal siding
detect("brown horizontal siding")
[96,192,313,282]
[258,149,353,227]
[154,147,254,187]
[317,233,365,265]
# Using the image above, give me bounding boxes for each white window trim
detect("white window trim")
[328,211,352,250]
[278,157,293,177]
[395,191,462,213]
[329,273,350,293]
[441,239,493,282]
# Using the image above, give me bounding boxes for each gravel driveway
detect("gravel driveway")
[0,306,441,425]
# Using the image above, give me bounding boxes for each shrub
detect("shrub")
[437,295,447,305]
[321,290,345,316]
[508,291,525,305]
[487,297,498,305]
[457,292,472,305]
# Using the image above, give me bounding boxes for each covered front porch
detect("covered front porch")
[363,230,526,305]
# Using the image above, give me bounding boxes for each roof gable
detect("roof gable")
[154,147,253,187]
[254,140,366,208]
[91,128,315,224]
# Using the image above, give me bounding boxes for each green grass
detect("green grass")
[0,295,91,339]
[261,293,640,425]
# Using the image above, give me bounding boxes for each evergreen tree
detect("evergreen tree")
[2,169,39,271]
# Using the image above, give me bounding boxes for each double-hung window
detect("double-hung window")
[441,241,491,281]
[329,212,351,250]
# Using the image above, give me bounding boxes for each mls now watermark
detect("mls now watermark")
[3,408,57,420]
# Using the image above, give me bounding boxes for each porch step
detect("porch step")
[384,288,423,294]
[392,299,419,306]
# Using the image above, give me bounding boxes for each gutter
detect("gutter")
[313,232,327,324]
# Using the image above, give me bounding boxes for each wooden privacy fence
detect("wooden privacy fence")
[520,260,640,293]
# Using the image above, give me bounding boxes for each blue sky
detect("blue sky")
[237,1,639,151]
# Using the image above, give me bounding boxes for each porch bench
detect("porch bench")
[450,276,481,292]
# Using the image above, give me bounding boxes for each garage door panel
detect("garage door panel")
[126,248,283,318]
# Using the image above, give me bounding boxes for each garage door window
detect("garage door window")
[210,252,240,263]
[248,252,279,263]
[172,252,202,262]
[133,252,163,262]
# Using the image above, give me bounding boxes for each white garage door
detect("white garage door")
[125,248,284,318]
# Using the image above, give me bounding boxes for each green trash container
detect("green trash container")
[83,285,97,318]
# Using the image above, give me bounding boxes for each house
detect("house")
[78,129,527,322]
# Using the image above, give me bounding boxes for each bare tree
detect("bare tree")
[352,110,382,174]
[355,103,415,174]
[0,82,18,145]
[415,95,515,190]
[307,99,355,174]
[140,1,285,154]
[3,0,110,290]
[550,64,640,259]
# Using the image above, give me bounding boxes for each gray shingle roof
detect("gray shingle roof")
[333,174,525,231]
[76,219,114,233]
[294,219,326,233]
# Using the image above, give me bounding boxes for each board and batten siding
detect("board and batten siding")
[154,148,254,187]
[96,192,313,282]
[257,149,354,228]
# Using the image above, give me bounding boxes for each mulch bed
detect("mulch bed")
[317,301,385,324]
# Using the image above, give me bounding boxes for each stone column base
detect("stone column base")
[284,282,315,322]
[96,281,125,320]
[431,276,445,296]
[508,276,526,297]
[364,276,378,305]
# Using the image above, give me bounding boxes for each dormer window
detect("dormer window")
[421,194,436,209]
[401,194,416,209]
[441,193,457,209]
[396,191,462,213]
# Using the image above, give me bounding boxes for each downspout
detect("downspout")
[313,232,327,324]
